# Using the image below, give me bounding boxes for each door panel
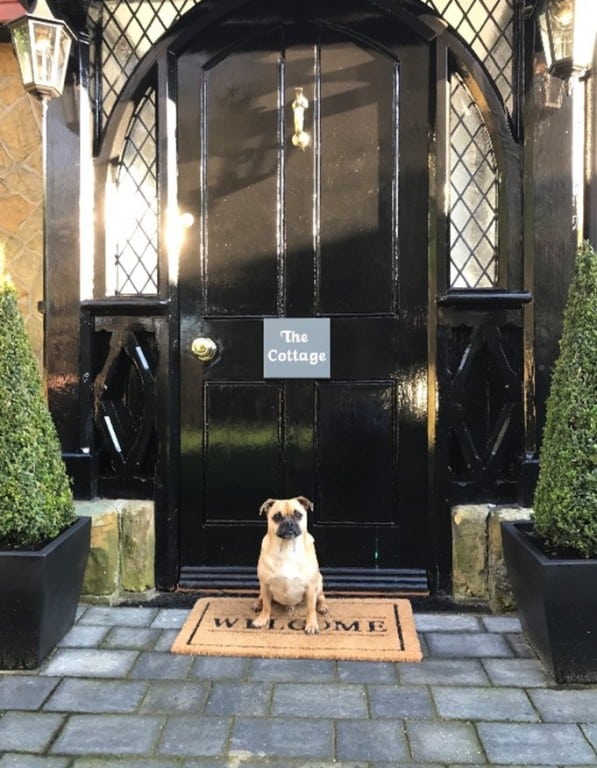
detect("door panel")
[317,382,396,525]
[178,0,431,583]
[204,383,282,521]
[319,38,395,315]
[205,41,280,316]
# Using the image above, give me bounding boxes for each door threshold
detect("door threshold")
[178,566,429,595]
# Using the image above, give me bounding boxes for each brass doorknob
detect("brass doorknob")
[191,337,217,361]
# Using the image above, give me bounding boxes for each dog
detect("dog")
[252,496,328,634]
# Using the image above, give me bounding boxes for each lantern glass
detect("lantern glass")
[539,0,596,79]
[8,4,75,100]
[571,0,595,73]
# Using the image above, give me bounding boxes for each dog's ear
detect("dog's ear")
[296,496,313,513]
[259,499,276,516]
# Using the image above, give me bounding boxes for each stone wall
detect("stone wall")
[452,504,532,613]
[0,42,43,367]
[77,499,156,604]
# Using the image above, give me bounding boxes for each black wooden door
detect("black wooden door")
[178,0,431,588]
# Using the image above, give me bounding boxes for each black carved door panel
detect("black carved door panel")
[178,0,431,583]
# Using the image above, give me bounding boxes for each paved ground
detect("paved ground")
[1,604,597,767]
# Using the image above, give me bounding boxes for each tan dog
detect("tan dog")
[252,496,328,634]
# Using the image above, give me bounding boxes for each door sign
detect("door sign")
[263,318,330,378]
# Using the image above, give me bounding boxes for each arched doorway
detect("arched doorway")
[176,0,433,589]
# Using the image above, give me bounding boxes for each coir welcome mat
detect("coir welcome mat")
[171,597,422,662]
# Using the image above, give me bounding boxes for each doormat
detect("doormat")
[171,597,422,662]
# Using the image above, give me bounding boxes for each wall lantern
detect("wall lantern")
[538,0,594,80]
[7,0,75,100]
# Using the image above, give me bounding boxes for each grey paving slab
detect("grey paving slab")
[150,608,191,629]
[432,686,539,722]
[72,761,180,768]
[0,756,70,768]
[399,658,490,685]
[207,763,369,768]
[583,724,597,752]
[414,614,482,632]
[426,631,513,658]
[337,660,398,682]
[481,616,522,633]
[41,648,139,678]
[51,714,164,756]
[369,684,435,719]
[529,689,597,723]
[230,716,334,759]
[139,680,210,713]
[482,658,552,687]
[248,657,336,681]
[157,716,231,757]
[183,761,244,768]
[191,656,249,680]
[336,719,410,762]
[371,764,444,768]
[406,721,485,764]
[101,626,162,650]
[0,711,65,753]
[477,722,597,765]
[272,682,368,718]
[0,675,59,710]
[129,650,194,679]
[57,625,110,648]
[205,681,272,716]
[152,629,179,652]
[78,606,158,627]
[44,678,147,713]
[504,632,536,659]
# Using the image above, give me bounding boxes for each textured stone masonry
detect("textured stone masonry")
[77,499,155,603]
[452,504,532,611]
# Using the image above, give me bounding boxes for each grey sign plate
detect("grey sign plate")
[263,318,330,378]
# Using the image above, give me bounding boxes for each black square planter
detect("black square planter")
[0,516,91,669]
[502,520,597,684]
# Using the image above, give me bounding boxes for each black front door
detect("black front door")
[177,0,431,589]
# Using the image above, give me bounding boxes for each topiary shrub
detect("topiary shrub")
[0,255,75,549]
[533,240,597,558]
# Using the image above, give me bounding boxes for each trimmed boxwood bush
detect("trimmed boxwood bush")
[533,241,597,558]
[0,261,75,549]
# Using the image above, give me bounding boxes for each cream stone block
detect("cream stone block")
[452,504,490,600]
[80,504,120,597]
[487,506,533,613]
[120,502,155,593]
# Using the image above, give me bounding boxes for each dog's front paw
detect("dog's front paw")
[304,621,320,635]
[317,601,329,615]
[251,612,270,628]
[252,598,263,613]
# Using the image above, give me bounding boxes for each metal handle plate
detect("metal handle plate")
[191,337,217,361]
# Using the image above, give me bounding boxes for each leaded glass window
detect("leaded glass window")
[109,87,158,295]
[449,74,498,289]
[93,0,512,296]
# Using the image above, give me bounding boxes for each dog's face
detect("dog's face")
[259,496,313,541]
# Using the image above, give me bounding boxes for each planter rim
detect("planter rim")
[0,516,91,560]
[501,520,597,568]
